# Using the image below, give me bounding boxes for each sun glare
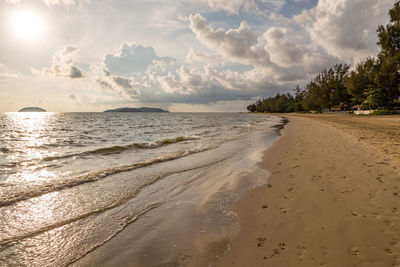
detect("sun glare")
[11,10,45,41]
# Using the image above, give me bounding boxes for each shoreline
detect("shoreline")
[68,115,284,267]
[217,114,400,266]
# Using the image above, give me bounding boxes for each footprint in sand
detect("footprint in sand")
[272,248,280,256]
[384,248,394,255]
[297,244,307,261]
[390,238,400,246]
[321,245,329,256]
[257,237,266,247]
[368,192,377,200]
[377,161,390,165]
[348,247,360,256]
[279,243,287,250]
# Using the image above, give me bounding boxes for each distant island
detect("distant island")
[104,107,169,113]
[18,107,47,112]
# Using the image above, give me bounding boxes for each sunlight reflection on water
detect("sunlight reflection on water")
[2,112,58,182]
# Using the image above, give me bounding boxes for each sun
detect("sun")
[11,10,45,42]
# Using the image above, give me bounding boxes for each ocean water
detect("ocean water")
[0,112,285,266]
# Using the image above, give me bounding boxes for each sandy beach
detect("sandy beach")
[218,114,400,267]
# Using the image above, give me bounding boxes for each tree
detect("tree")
[303,64,350,111]
[372,0,400,107]
[324,64,351,106]
[293,85,305,112]
[345,58,375,104]
[377,1,400,57]
[275,94,289,112]
[247,104,256,112]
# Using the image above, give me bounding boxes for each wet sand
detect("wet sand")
[218,114,400,266]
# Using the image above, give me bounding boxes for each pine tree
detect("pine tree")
[371,0,400,107]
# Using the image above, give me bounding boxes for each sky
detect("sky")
[0,0,394,112]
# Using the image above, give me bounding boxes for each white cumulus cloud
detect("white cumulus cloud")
[295,0,393,63]
[189,13,271,67]
[39,46,84,79]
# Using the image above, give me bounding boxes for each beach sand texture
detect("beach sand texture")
[218,114,400,267]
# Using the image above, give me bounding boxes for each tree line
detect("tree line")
[248,1,400,113]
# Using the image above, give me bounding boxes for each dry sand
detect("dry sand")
[217,114,400,267]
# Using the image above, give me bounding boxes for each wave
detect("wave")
[0,147,11,154]
[0,157,228,249]
[0,202,162,257]
[67,202,161,266]
[0,135,201,169]
[0,143,217,207]
[89,135,200,154]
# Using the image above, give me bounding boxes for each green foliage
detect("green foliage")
[377,1,400,57]
[303,64,350,111]
[374,0,400,107]
[345,58,375,104]
[247,92,297,113]
[365,86,387,108]
[293,85,305,112]
[247,104,256,112]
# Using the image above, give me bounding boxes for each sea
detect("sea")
[0,112,286,266]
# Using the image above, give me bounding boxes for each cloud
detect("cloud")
[204,0,246,14]
[43,0,76,5]
[295,0,393,63]
[203,0,286,15]
[40,46,84,79]
[94,42,290,105]
[0,72,20,79]
[189,13,270,66]
[91,11,352,107]
[186,48,221,63]
[168,99,256,112]
[264,27,304,67]
[92,63,139,97]
[104,43,174,77]
[189,13,339,83]
[69,66,83,78]
[91,17,343,106]
[0,62,20,78]
[6,0,90,5]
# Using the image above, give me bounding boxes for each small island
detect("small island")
[18,107,47,112]
[104,107,169,113]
